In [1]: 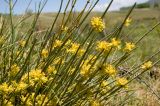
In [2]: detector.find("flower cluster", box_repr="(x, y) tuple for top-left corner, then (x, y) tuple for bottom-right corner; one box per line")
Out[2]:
(141, 61), (153, 70)
(104, 64), (117, 76)
(53, 39), (63, 48)
(21, 69), (48, 85)
(41, 49), (49, 58)
(96, 41), (111, 52)
(116, 77), (128, 86)
(9, 64), (20, 77)
(91, 17), (105, 32)
(123, 42), (135, 52)
(67, 42), (85, 56)
(125, 18), (132, 27)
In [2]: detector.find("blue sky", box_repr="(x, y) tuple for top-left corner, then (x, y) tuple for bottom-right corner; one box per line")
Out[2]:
(0, 0), (148, 14)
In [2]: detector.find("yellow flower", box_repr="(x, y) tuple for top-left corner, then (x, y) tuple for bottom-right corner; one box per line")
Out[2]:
(78, 48), (85, 56)
(123, 42), (135, 52)
(16, 51), (20, 56)
(66, 46), (85, 56)
(80, 64), (91, 77)
(104, 64), (116, 76)
(68, 68), (75, 75)
(10, 64), (20, 77)
(96, 41), (111, 52)
(18, 82), (28, 90)
(141, 61), (152, 70)
(47, 66), (57, 74)
(0, 36), (5, 45)
(21, 69), (48, 85)
(19, 40), (26, 47)
(53, 39), (63, 48)
(111, 38), (121, 48)
(41, 49), (48, 58)
(21, 95), (32, 106)
(36, 94), (49, 105)
(100, 81), (111, 94)
(84, 55), (98, 69)
(67, 43), (80, 54)
(0, 82), (14, 94)
(91, 17), (105, 32)
(125, 18), (132, 27)
(31, 69), (48, 84)
(65, 39), (72, 46)
(101, 80), (108, 87)
(61, 25), (68, 32)
(12, 81), (28, 92)
(4, 99), (13, 106)
(53, 57), (64, 64)
(117, 77), (128, 86)
(90, 100), (101, 106)
(101, 88), (108, 94)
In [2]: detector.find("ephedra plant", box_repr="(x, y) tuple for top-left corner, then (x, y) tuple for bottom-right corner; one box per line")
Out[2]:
(0, 0), (160, 105)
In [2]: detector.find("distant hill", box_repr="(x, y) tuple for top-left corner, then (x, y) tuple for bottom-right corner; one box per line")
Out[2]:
(120, 1), (159, 10)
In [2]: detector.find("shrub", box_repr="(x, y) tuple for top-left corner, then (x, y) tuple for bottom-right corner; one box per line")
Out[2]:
(0, 0), (160, 105)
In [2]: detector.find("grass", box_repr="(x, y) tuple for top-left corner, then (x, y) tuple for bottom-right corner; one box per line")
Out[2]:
(12, 9), (160, 29)
(14, 9), (160, 62)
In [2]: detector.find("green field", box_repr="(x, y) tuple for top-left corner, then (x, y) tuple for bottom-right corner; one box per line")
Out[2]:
(14, 9), (160, 61)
